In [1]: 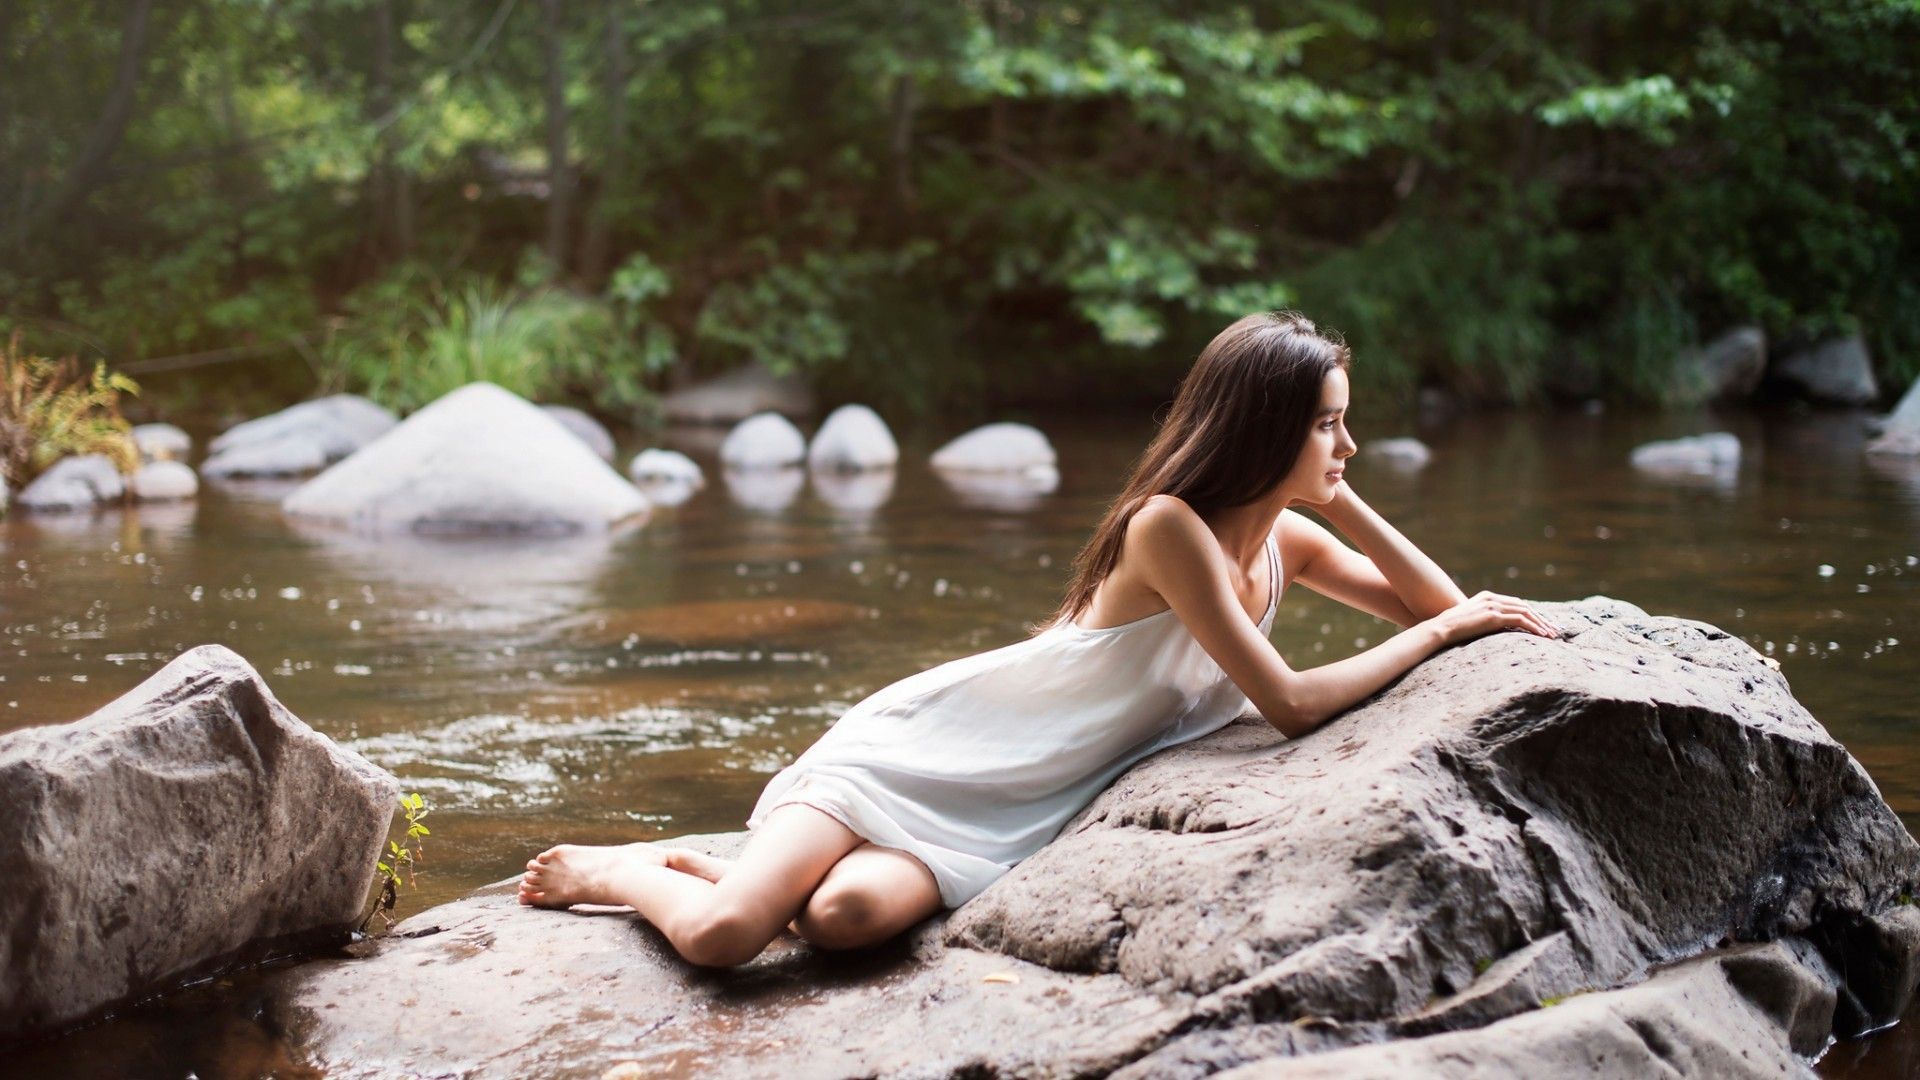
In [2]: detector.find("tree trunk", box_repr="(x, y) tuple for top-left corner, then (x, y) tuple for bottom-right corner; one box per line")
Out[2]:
(543, 0), (573, 276)
(368, 0), (413, 260)
(22, 0), (156, 242)
(579, 0), (629, 284)
(889, 72), (918, 222)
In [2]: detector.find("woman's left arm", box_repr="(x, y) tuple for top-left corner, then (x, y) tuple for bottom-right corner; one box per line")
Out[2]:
(1288, 483), (1467, 627)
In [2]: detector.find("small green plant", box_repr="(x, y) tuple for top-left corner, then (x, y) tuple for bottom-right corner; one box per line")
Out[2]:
(1900, 890), (1914, 906)
(0, 333), (140, 490)
(1474, 955), (1494, 976)
(363, 792), (432, 933)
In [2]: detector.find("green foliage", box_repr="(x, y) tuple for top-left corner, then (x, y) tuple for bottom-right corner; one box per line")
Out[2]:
(0, 334), (140, 489)
(364, 792), (431, 934)
(320, 267), (669, 414)
(2, 0), (1916, 412)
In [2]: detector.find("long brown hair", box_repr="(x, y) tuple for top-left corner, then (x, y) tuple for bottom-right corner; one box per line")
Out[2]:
(1046, 311), (1352, 629)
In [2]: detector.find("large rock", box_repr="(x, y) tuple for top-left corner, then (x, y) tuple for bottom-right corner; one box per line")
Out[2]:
(1867, 379), (1920, 457)
(15, 453), (125, 512)
(282, 382), (650, 535)
(807, 404), (898, 472)
(131, 459), (199, 502)
(1774, 335), (1880, 406)
(203, 394), (397, 478)
(258, 598), (1920, 1077)
(0, 645), (398, 1039)
(719, 412), (807, 469)
(1667, 325), (1767, 406)
(661, 365), (814, 425)
(931, 422), (1056, 473)
(542, 405), (615, 462)
(130, 422), (192, 462)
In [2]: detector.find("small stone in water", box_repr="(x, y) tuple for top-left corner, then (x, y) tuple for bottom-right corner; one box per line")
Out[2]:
(279, 587), (302, 600)
(1818, 565), (1836, 578)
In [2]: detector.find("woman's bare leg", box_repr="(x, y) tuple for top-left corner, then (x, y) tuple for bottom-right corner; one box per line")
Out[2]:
(517, 803), (862, 967)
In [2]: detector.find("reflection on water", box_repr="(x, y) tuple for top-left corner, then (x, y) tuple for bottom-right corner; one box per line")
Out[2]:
(4, 406), (1918, 1074)
(722, 465), (804, 512)
(810, 465), (895, 516)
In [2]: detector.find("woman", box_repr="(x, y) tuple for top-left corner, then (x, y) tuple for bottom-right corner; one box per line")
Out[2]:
(518, 311), (1559, 967)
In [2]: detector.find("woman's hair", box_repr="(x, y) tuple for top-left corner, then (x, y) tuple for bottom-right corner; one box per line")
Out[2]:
(1045, 311), (1352, 629)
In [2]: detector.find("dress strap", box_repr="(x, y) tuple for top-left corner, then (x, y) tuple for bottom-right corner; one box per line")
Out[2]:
(1263, 533), (1280, 620)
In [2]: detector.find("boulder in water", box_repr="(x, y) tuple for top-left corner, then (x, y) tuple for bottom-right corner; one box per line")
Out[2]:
(807, 404), (899, 471)
(203, 395), (397, 478)
(1363, 437), (1432, 470)
(626, 448), (704, 486)
(1630, 432), (1741, 478)
(1666, 326), (1767, 406)
(719, 412), (806, 469)
(130, 422), (192, 462)
(282, 382), (649, 535)
(15, 453), (125, 512)
(0, 645), (398, 1040)
(1773, 335), (1880, 406)
(541, 405), (615, 462)
(1867, 378), (1920, 457)
(131, 460), (198, 502)
(931, 422), (1056, 473)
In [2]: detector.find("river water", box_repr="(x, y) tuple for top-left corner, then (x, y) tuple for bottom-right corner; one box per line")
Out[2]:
(3, 404), (1916, 1076)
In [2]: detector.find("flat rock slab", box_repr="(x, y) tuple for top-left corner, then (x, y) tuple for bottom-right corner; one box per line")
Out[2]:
(262, 599), (1919, 1076)
(265, 846), (1183, 1080)
(0, 645), (398, 1039)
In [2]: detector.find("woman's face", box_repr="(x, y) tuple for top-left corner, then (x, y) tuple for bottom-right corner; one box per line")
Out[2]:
(1277, 367), (1356, 505)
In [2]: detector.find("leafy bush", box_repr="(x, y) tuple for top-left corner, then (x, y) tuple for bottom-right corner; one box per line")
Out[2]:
(320, 263), (672, 414)
(0, 333), (140, 490)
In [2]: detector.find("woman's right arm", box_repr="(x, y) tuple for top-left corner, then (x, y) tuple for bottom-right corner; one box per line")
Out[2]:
(1130, 500), (1557, 739)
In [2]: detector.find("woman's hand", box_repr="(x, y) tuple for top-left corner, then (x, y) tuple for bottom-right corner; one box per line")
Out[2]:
(1424, 590), (1561, 645)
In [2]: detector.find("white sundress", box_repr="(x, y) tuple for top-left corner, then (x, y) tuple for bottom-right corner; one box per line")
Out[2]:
(746, 534), (1280, 909)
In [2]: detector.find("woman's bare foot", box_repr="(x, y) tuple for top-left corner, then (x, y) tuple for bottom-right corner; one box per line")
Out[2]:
(517, 843), (668, 908)
(661, 847), (733, 884)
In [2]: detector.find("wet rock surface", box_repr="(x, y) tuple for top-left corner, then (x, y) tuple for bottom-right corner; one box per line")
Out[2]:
(0, 645), (398, 1040)
(262, 598), (1919, 1077)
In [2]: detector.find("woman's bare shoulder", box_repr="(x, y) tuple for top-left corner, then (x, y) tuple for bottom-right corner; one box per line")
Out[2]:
(1129, 494), (1210, 547)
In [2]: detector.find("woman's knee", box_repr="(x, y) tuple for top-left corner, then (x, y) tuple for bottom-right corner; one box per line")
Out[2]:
(794, 883), (887, 951)
(678, 903), (777, 968)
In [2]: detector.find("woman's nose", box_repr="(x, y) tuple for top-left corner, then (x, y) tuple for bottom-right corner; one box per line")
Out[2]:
(1337, 432), (1357, 458)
